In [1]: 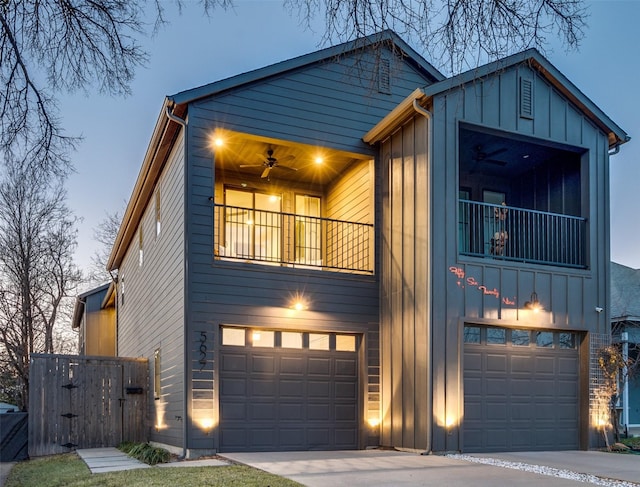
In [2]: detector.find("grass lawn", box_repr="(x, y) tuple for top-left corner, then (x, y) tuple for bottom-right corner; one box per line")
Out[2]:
(6, 453), (304, 487)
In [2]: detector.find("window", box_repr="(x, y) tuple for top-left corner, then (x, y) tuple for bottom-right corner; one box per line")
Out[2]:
(464, 326), (481, 344)
(251, 330), (274, 348)
(559, 333), (577, 349)
(138, 228), (143, 266)
(120, 274), (124, 306)
(295, 195), (321, 265)
(536, 331), (554, 348)
(336, 335), (356, 352)
(155, 189), (161, 237)
(309, 333), (330, 350)
(222, 327), (245, 346)
(281, 332), (303, 349)
(512, 329), (530, 346)
(487, 327), (506, 345)
(154, 349), (161, 400)
(225, 188), (281, 261)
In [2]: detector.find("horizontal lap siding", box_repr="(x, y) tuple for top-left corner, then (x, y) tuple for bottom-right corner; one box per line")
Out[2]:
(118, 133), (185, 449)
(189, 50), (431, 155)
(183, 46), (437, 451)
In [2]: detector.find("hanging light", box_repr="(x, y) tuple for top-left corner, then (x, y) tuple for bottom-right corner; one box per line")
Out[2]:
(524, 291), (542, 313)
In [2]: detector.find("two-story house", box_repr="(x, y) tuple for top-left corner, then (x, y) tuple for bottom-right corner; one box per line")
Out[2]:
(105, 30), (629, 457)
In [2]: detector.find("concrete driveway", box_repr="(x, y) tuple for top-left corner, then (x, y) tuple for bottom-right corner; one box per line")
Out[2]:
(220, 449), (640, 487)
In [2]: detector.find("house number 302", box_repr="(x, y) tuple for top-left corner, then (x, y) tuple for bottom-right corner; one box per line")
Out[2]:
(198, 331), (207, 371)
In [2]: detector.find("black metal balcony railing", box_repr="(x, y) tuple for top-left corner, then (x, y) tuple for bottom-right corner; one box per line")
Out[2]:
(458, 200), (587, 268)
(214, 204), (374, 273)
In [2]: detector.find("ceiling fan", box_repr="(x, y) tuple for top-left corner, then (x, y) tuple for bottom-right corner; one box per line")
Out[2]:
(472, 145), (508, 166)
(240, 148), (297, 179)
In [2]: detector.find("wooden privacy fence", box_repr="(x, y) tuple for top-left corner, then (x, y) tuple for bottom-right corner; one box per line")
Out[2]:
(29, 354), (148, 457)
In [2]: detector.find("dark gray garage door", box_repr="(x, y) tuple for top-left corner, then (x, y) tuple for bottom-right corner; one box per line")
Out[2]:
(219, 327), (359, 452)
(463, 326), (580, 452)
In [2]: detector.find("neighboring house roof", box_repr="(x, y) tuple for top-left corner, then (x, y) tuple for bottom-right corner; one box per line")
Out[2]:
(0, 402), (18, 413)
(611, 261), (640, 322)
(364, 49), (630, 149)
(71, 282), (111, 329)
(106, 31), (443, 271)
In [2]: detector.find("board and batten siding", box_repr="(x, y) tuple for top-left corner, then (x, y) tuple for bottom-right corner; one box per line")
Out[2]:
(379, 62), (613, 453)
(379, 114), (431, 450)
(117, 131), (186, 449)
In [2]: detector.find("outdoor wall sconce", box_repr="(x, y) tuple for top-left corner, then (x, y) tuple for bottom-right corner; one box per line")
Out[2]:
(524, 291), (542, 313)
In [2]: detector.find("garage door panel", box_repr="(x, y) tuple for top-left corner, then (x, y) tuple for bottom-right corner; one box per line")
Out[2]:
(280, 403), (304, 419)
(251, 378), (277, 396)
(335, 428), (357, 447)
(309, 381), (330, 397)
(251, 354), (276, 373)
(486, 378), (508, 395)
(336, 358), (357, 376)
(464, 327), (579, 452)
(534, 356), (555, 373)
(486, 354), (507, 371)
(280, 379), (304, 397)
(250, 402), (277, 420)
(308, 357), (331, 375)
(335, 404), (357, 421)
(558, 357), (578, 374)
(221, 377), (246, 395)
(221, 402), (246, 420)
(308, 403), (331, 420)
(281, 356), (305, 374)
(510, 355), (534, 372)
(221, 353), (247, 372)
(220, 329), (359, 452)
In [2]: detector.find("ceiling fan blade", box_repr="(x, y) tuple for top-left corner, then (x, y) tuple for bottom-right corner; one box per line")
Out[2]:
(484, 159), (507, 166)
(276, 165), (298, 172)
(261, 167), (272, 178)
(485, 147), (507, 158)
(239, 164), (264, 168)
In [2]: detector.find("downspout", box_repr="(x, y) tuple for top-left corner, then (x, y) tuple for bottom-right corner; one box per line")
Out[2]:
(108, 270), (118, 357)
(411, 99), (435, 452)
(164, 104), (189, 459)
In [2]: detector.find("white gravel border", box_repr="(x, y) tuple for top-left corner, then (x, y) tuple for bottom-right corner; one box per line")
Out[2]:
(446, 454), (640, 487)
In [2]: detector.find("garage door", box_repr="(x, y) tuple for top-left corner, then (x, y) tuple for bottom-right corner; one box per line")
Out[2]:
(463, 326), (580, 452)
(219, 327), (359, 452)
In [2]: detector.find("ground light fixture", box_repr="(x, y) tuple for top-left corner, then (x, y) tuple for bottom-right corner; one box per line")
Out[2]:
(524, 291), (542, 312)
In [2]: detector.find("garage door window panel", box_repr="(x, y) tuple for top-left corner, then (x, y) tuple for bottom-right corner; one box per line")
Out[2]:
(512, 330), (531, 346)
(487, 328), (506, 345)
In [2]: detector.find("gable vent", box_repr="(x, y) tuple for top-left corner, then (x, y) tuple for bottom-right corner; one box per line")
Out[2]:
(519, 76), (534, 119)
(378, 58), (391, 94)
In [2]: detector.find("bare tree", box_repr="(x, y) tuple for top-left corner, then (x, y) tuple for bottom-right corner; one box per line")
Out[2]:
(0, 160), (82, 410)
(2, 1), (588, 174)
(87, 210), (122, 286)
(288, 0), (588, 74)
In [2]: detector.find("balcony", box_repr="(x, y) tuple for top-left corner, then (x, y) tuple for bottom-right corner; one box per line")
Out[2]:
(458, 200), (587, 269)
(214, 204), (374, 274)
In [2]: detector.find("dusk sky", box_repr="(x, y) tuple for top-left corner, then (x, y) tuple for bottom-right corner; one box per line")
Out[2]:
(60, 0), (640, 276)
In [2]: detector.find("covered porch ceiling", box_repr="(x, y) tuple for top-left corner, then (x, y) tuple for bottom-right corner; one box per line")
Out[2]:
(211, 130), (369, 186)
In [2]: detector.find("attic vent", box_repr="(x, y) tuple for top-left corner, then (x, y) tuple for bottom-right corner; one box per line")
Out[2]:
(519, 77), (534, 119)
(378, 58), (391, 94)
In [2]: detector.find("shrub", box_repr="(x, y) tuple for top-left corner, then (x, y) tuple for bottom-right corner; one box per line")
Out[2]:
(117, 442), (170, 465)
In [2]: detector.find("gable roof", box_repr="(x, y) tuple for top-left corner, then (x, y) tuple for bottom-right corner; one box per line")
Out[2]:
(168, 30), (444, 106)
(106, 31), (443, 271)
(71, 283), (111, 329)
(364, 49), (630, 148)
(611, 262), (640, 322)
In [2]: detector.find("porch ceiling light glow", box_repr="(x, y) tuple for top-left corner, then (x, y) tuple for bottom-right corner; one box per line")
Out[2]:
(524, 291), (542, 312)
(315, 156), (324, 164)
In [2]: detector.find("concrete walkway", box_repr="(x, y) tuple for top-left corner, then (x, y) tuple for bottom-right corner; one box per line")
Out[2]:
(76, 447), (229, 473)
